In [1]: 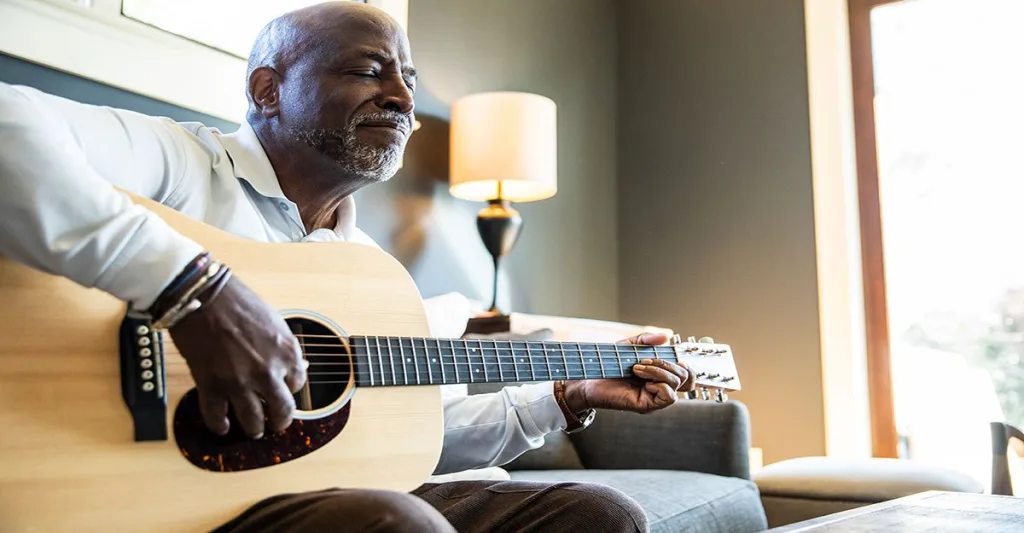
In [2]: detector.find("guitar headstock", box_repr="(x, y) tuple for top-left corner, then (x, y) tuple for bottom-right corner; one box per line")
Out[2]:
(669, 334), (741, 403)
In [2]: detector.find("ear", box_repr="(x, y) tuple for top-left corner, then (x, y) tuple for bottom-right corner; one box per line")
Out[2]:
(248, 66), (282, 119)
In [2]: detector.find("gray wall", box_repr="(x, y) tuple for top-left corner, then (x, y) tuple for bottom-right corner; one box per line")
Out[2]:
(616, 0), (825, 465)
(354, 0), (619, 319)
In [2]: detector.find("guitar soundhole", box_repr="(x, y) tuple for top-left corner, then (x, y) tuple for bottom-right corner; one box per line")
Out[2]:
(288, 316), (351, 412)
(172, 313), (354, 473)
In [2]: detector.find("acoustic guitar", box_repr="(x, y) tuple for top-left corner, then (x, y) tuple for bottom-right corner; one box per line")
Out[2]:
(0, 195), (742, 532)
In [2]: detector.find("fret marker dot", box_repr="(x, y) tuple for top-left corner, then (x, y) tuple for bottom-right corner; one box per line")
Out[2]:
(475, 369), (480, 373)
(471, 349), (477, 353)
(521, 358), (525, 362)
(407, 358), (412, 363)
(432, 358), (436, 363)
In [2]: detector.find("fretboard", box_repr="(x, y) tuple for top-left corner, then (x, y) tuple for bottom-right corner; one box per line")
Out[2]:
(349, 336), (679, 387)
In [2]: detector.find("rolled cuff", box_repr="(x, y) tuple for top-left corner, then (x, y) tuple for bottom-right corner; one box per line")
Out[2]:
(94, 207), (205, 311)
(515, 381), (568, 437)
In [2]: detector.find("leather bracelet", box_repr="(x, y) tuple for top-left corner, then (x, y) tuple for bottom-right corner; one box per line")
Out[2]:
(553, 380), (595, 434)
(151, 261), (226, 330)
(148, 252), (211, 318)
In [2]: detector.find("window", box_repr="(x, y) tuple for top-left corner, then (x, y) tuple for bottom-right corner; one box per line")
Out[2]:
(852, 0), (1024, 489)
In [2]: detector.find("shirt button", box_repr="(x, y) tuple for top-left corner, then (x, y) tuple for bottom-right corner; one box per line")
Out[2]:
(279, 202), (289, 211)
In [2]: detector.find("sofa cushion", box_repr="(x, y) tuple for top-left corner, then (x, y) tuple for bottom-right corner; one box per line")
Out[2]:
(509, 469), (767, 533)
(753, 456), (985, 503)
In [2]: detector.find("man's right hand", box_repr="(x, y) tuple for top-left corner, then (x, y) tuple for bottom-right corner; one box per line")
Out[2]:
(168, 276), (307, 439)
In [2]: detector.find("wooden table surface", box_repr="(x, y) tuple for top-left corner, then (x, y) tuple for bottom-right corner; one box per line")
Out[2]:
(768, 491), (1024, 532)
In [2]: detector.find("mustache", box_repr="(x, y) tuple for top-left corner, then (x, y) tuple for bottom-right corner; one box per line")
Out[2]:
(352, 111), (413, 133)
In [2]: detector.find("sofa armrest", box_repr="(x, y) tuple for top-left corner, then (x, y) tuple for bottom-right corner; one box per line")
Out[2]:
(568, 400), (752, 479)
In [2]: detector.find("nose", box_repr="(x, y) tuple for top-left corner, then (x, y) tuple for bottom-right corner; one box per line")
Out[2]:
(377, 75), (415, 117)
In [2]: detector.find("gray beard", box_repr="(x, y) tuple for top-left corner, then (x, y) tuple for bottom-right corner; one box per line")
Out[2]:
(292, 125), (405, 182)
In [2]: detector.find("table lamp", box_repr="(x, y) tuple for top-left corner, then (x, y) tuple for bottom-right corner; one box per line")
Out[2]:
(449, 91), (557, 321)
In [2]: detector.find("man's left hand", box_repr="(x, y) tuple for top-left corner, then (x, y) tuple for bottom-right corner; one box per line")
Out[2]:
(562, 332), (695, 415)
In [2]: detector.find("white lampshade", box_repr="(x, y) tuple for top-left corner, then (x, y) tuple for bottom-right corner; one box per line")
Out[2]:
(449, 92), (557, 203)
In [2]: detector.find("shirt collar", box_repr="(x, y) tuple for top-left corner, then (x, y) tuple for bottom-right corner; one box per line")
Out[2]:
(219, 120), (287, 200)
(220, 121), (359, 241)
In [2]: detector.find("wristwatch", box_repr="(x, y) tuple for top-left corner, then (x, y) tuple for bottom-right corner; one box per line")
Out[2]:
(553, 380), (596, 434)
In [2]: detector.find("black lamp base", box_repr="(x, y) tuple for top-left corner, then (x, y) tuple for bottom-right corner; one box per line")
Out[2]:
(465, 314), (512, 335)
(475, 198), (523, 316)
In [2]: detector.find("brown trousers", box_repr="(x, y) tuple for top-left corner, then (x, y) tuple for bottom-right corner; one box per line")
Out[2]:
(213, 480), (649, 533)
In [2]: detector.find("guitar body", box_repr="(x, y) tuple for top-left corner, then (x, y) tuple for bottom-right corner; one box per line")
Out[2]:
(0, 199), (444, 532)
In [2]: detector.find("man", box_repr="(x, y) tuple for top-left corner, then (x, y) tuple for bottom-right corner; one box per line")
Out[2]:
(0, 3), (694, 532)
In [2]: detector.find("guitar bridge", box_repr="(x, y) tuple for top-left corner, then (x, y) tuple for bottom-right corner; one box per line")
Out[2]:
(119, 311), (167, 441)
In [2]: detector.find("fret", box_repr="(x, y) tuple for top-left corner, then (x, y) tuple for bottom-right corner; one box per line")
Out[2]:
(561, 344), (581, 381)
(490, 339), (501, 381)
(411, 337), (421, 385)
(511, 341), (520, 382)
(428, 338), (443, 383)
(353, 336), (372, 387)
(388, 338), (397, 385)
(479, 339), (488, 382)
(396, 336), (408, 385)
(614, 343), (624, 377)
(435, 338), (446, 385)
(367, 337), (376, 387)
(496, 340), (505, 382)
(423, 337), (436, 382)
(449, 338), (460, 384)
(558, 342), (567, 380)
(526, 341), (537, 382)
(600, 344), (619, 377)
(588, 343), (604, 378)
(376, 335), (387, 386)
(543, 342), (552, 381)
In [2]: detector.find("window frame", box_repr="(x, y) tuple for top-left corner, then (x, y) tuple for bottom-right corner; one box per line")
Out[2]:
(848, 0), (905, 459)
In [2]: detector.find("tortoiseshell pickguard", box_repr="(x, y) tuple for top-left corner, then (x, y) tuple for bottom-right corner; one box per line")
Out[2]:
(172, 389), (351, 472)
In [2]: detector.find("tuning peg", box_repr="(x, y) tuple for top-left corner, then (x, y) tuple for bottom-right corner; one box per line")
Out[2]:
(700, 388), (710, 401)
(670, 334), (682, 344)
(686, 390), (698, 400)
(715, 390), (728, 403)
(687, 336), (696, 343)
(698, 336), (715, 344)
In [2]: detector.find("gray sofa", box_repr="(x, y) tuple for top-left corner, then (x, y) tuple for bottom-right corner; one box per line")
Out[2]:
(470, 382), (768, 533)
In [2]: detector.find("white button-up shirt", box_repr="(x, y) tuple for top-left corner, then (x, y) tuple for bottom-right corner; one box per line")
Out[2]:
(0, 82), (566, 481)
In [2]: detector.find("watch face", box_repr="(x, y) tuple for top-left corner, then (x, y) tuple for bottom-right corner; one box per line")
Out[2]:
(564, 409), (596, 434)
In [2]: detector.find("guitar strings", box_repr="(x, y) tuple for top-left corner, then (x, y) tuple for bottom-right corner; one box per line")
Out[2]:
(154, 346), (700, 387)
(145, 334), (716, 385)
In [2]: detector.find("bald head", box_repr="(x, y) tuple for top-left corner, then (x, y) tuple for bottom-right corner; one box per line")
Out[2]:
(246, 2), (403, 100)
(244, 1), (416, 188)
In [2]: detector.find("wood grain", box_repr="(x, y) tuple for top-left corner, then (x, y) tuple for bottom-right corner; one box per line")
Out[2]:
(768, 491), (1024, 532)
(0, 195), (444, 533)
(848, 0), (905, 459)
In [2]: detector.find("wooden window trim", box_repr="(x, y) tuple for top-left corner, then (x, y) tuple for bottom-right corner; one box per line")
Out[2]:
(848, 0), (904, 458)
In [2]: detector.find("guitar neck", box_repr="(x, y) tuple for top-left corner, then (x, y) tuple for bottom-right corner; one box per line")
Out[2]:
(348, 336), (677, 386)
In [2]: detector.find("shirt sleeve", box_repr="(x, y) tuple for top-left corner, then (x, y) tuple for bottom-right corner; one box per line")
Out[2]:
(433, 381), (568, 475)
(0, 83), (206, 310)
